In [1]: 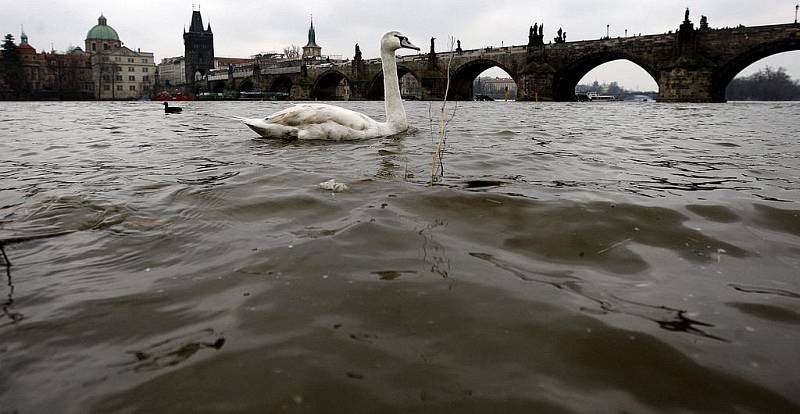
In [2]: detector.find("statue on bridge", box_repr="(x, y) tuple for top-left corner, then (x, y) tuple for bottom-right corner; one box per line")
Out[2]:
(680, 7), (695, 32)
(700, 15), (709, 30)
(456, 39), (462, 54)
(554, 27), (566, 43)
(427, 37), (437, 68)
(528, 22), (545, 46)
(354, 43), (362, 61)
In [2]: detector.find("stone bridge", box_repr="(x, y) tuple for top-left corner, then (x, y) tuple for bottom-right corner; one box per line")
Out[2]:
(205, 15), (800, 103)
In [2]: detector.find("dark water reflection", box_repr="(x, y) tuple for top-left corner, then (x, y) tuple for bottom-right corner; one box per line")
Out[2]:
(1, 101), (799, 412)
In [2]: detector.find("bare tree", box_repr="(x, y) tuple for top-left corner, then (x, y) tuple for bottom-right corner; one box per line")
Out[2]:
(282, 45), (301, 59)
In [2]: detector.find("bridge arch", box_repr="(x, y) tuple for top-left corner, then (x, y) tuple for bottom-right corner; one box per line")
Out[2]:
(553, 51), (658, 101)
(268, 76), (293, 95)
(211, 81), (225, 93)
(367, 66), (420, 100)
(237, 79), (255, 93)
(450, 59), (519, 100)
(714, 38), (800, 101)
(311, 70), (351, 100)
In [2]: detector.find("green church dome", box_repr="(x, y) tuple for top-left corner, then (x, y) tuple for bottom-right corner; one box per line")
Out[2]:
(86, 15), (120, 41)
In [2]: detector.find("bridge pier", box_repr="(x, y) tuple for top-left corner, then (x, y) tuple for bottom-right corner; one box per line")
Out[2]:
(347, 80), (370, 100)
(421, 75), (447, 101)
(290, 84), (310, 100)
(517, 63), (555, 101)
(657, 68), (721, 102)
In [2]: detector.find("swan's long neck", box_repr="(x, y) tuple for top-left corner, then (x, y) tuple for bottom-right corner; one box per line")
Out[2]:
(381, 48), (407, 131)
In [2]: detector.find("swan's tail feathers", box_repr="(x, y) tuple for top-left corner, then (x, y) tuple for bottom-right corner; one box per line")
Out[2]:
(239, 117), (298, 139)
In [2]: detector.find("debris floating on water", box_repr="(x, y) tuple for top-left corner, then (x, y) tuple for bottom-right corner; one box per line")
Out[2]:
(318, 179), (349, 192)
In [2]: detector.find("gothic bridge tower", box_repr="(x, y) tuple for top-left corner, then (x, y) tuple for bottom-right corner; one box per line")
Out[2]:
(183, 9), (214, 90)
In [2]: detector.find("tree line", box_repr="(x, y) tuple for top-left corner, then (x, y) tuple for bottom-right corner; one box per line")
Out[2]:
(726, 66), (800, 101)
(577, 66), (800, 101)
(575, 80), (657, 100)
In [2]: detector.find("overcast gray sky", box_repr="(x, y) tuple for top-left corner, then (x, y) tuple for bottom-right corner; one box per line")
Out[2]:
(4, 0), (799, 90)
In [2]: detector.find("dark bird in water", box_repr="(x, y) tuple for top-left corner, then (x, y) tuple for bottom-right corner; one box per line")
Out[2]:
(163, 102), (182, 114)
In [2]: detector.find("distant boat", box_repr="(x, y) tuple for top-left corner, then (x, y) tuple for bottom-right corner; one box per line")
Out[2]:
(152, 92), (196, 101)
(576, 92), (619, 102)
(239, 91), (266, 101)
(627, 94), (655, 102)
(474, 94), (495, 101)
(197, 92), (225, 101)
(587, 91), (619, 102)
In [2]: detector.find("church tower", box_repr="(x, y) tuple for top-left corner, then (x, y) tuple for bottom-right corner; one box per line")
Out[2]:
(183, 9), (214, 88)
(302, 18), (322, 59)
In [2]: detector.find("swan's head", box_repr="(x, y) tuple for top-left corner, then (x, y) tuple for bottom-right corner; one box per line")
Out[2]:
(381, 31), (419, 52)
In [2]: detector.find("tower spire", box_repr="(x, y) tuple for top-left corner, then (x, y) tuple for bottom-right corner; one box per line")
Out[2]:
(189, 7), (204, 32)
(305, 15), (318, 47)
(302, 14), (321, 58)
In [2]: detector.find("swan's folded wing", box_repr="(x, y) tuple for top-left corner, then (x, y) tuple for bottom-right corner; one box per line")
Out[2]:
(264, 104), (375, 131)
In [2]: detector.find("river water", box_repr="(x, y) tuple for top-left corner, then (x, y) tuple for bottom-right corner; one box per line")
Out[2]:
(1, 101), (799, 412)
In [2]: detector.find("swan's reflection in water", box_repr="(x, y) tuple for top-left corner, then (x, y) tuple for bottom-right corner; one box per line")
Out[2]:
(376, 135), (408, 179)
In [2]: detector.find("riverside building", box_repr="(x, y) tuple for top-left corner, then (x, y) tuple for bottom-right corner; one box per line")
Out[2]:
(85, 14), (156, 99)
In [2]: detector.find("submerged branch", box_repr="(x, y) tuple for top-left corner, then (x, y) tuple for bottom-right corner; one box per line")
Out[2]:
(430, 37), (456, 185)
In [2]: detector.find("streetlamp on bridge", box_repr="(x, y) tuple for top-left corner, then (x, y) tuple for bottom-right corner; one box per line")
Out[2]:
(606, 24), (610, 39)
(795, 4), (798, 24)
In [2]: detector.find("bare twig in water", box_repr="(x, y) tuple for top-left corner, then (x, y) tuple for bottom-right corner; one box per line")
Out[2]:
(0, 230), (76, 246)
(0, 230), (75, 323)
(430, 36), (456, 185)
(1, 244), (23, 323)
(428, 103), (435, 143)
(0, 244), (10, 268)
(597, 238), (634, 255)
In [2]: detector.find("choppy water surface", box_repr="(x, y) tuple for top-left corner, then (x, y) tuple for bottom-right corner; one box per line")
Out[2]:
(1, 101), (799, 412)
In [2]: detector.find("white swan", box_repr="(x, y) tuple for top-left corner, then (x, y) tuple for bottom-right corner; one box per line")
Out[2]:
(238, 31), (419, 141)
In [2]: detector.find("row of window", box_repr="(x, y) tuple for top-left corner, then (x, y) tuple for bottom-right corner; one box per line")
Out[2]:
(47, 60), (92, 68)
(103, 84), (139, 91)
(99, 61), (151, 72)
(101, 75), (151, 82)
(98, 55), (151, 64)
(91, 43), (111, 51)
(115, 57), (150, 64)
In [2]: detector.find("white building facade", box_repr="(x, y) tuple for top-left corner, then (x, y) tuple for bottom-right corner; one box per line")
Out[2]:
(157, 57), (186, 87)
(85, 15), (156, 99)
